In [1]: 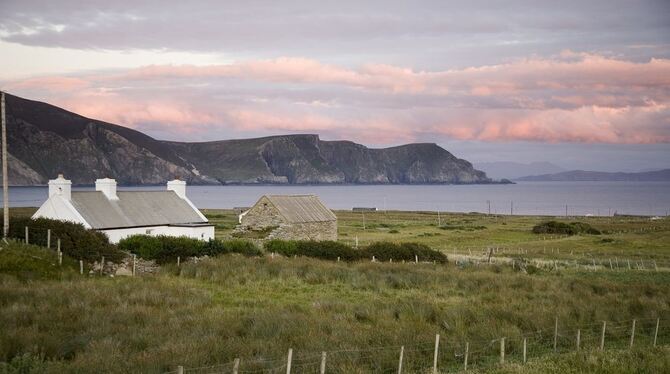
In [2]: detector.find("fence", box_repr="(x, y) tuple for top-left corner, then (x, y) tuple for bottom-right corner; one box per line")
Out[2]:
(14, 225), (138, 276)
(164, 317), (668, 373)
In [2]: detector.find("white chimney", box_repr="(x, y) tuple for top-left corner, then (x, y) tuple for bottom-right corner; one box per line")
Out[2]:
(48, 174), (71, 200)
(167, 178), (186, 199)
(95, 178), (118, 200)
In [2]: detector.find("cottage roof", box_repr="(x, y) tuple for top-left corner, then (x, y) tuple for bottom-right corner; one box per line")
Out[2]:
(70, 191), (207, 229)
(261, 195), (336, 223)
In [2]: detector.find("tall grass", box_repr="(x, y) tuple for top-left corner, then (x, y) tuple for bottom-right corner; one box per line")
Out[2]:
(1, 249), (668, 373)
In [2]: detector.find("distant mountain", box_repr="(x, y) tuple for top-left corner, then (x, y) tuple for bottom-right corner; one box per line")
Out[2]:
(516, 169), (670, 182)
(474, 161), (566, 180)
(2, 93), (492, 186)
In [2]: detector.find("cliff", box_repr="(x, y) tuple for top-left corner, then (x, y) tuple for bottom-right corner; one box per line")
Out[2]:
(3, 93), (491, 185)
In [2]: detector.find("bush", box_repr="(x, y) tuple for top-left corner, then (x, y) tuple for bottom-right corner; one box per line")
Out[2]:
(204, 239), (262, 257)
(265, 240), (447, 263)
(119, 235), (259, 263)
(532, 221), (601, 235)
(363, 242), (448, 263)
(2, 217), (123, 263)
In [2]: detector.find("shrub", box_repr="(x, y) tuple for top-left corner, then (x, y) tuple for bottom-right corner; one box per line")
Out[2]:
(264, 239), (299, 256)
(2, 217), (123, 263)
(119, 235), (259, 263)
(532, 221), (601, 235)
(363, 242), (448, 263)
(117, 235), (162, 259)
(205, 239), (262, 257)
(265, 240), (447, 263)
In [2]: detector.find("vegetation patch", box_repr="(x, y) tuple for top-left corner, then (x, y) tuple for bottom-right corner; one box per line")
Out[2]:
(265, 240), (447, 263)
(2, 217), (123, 263)
(532, 221), (601, 235)
(118, 235), (260, 264)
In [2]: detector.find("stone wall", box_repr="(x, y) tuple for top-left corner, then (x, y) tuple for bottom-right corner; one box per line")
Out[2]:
(269, 220), (337, 241)
(240, 196), (287, 229)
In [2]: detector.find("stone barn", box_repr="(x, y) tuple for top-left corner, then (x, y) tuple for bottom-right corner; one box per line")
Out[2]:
(238, 195), (337, 241)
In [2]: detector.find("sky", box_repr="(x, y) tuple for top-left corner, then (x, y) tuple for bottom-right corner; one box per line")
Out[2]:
(1, 0), (669, 171)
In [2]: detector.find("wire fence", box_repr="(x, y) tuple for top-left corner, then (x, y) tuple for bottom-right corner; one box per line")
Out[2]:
(164, 317), (669, 373)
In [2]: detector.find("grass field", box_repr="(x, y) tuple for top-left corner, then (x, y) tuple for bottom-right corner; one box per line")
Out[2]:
(1, 209), (669, 373)
(204, 209), (670, 266)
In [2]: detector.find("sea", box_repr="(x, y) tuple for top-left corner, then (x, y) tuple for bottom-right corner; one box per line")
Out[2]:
(4, 181), (670, 217)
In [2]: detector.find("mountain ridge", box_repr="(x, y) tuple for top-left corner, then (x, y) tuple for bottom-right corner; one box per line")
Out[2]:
(516, 169), (670, 182)
(2, 93), (493, 186)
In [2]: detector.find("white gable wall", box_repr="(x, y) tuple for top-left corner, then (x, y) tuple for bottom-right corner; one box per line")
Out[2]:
(32, 195), (91, 228)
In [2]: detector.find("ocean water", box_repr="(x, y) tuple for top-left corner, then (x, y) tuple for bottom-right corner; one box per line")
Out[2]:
(4, 181), (670, 217)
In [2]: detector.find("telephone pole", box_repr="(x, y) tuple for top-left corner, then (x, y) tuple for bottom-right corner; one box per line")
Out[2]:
(1, 91), (8, 238)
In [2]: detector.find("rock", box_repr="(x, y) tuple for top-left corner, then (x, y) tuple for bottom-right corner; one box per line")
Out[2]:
(115, 267), (133, 276)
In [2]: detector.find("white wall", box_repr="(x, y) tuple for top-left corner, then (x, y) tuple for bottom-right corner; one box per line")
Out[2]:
(32, 195), (91, 228)
(101, 225), (215, 243)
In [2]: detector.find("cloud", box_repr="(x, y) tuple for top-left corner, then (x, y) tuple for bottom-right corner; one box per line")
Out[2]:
(4, 53), (670, 145)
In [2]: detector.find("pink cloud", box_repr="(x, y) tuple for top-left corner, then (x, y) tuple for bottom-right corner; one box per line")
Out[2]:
(4, 52), (670, 145)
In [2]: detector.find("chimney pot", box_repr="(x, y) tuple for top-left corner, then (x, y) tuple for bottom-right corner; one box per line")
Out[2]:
(48, 174), (71, 200)
(95, 178), (118, 200)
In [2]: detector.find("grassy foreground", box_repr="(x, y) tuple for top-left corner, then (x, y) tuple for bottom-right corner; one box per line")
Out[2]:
(1, 240), (669, 373)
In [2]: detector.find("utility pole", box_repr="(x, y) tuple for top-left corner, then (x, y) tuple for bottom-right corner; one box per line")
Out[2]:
(1, 91), (8, 238)
(487, 200), (491, 215)
(510, 201), (513, 216)
(565, 204), (568, 218)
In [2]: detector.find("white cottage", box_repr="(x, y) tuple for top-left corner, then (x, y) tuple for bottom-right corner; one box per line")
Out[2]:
(33, 175), (214, 243)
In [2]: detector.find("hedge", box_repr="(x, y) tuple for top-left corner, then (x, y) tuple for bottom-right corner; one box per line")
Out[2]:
(532, 221), (601, 235)
(265, 240), (447, 263)
(118, 235), (261, 264)
(2, 217), (124, 263)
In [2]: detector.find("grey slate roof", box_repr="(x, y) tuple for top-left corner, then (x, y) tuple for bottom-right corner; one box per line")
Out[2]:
(263, 195), (336, 223)
(70, 191), (207, 229)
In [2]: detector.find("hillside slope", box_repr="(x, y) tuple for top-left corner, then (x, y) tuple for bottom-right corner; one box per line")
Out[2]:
(3, 93), (490, 185)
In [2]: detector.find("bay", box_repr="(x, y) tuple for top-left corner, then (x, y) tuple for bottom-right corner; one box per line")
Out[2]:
(4, 181), (669, 217)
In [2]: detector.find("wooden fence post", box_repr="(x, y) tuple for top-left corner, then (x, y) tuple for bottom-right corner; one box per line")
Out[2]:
(627, 259), (631, 270)
(576, 329), (581, 351)
(553, 316), (558, 352)
(629, 319), (636, 349)
(609, 259), (613, 270)
(464, 342), (469, 371)
(233, 358), (240, 374)
(500, 337), (505, 364)
(600, 321), (606, 350)
(320, 351), (327, 374)
(57, 238), (61, 252)
(25, 226), (28, 244)
(79, 260), (83, 275)
(177, 256), (181, 267)
(47, 229), (51, 248)
(177, 366), (184, 374)
(132, 254), (136, 277)
(397, 346), (404, 374)
(415, 255), (419, 264)
(654, 318), (660, 347)
(100, 256), (104, 275)
(523, 338), (527, 364)
(286, 348), (292, 374)
(433, 334), (440, 374)
(57, 250), (62, 266)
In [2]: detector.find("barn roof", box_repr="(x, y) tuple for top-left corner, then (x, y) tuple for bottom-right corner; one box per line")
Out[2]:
(70, 191), (207, 229)
(261, 195), (336, 223)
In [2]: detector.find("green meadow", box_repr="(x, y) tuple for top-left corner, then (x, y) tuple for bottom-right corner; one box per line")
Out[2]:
(1, 209), (669, 373)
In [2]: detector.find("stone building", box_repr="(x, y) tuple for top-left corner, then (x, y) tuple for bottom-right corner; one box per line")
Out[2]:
(238, 195), (337, 241)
